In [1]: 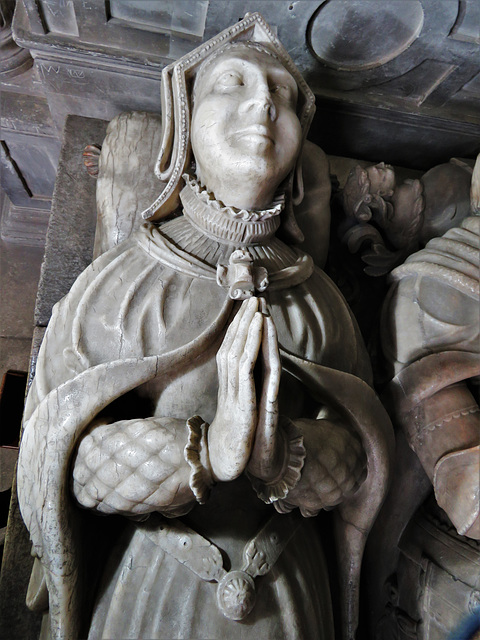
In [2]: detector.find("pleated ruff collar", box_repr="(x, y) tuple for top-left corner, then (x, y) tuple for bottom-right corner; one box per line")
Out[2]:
(179, 173), (284, 246)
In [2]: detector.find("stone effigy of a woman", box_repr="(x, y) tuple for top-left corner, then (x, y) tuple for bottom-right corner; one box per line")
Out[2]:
(16, 13), (393, 640)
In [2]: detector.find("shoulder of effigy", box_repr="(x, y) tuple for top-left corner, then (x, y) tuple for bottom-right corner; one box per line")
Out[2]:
(268, 267), (361, 344)
(49, 232), (177, 313)
(48, 263), (221, 357)
(267, 269), (357, 340)
(28, 235), (198, 397)
(283, 263), (354, 309)
(39, 239), (167, 360)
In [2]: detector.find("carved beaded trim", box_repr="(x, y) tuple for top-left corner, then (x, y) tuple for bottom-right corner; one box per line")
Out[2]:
(424, 405), (480, 433)
(411, 405), (480, 447)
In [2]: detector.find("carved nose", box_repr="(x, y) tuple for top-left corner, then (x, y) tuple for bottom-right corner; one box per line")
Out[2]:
(263, 99), (277, 121)
(240, 90), (277, 121)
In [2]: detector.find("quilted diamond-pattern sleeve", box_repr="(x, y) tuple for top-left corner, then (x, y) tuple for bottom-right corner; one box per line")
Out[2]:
(72, 417), (202, 518)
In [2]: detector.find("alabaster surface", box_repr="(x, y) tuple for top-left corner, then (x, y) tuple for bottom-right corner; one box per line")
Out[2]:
(16, 13), (394, 640)
(380, 153), (480, 541)
(363, 153), (480, 640)
(382, 213), (480, 540)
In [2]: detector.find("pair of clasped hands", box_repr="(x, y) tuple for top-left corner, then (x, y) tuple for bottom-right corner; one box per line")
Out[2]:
(208, 297), (285, 484)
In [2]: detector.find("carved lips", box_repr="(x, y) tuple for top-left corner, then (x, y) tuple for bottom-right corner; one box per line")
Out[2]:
(229, 124), (274, 150)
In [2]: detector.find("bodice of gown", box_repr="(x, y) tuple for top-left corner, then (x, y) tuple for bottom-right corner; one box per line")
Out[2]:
(28, 216), (370, 419)
(20, 183), (382, 640)
(26, 217), (372, 455)
(26, 212), (370, 579)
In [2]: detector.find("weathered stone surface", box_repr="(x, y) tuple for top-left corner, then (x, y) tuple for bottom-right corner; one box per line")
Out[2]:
(34, 115), (107, 327)
(311, 99), (480, 172)
(308, 0), (425, 71)
(94, 110), (164, 257)
(0, 234), (44, 339)
(34, 58), (162, 134)
(1, 200), (50, 246)
(27, 326), (46, 390)
(0, 326), (45, 640)
(0, 91), (55, 137)
(0, 0), (32, 77)
(2, 4), (478, 639)
(0, 472), (42, 640)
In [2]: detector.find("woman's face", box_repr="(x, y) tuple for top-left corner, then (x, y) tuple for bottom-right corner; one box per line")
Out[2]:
(191, 45), (302, 210)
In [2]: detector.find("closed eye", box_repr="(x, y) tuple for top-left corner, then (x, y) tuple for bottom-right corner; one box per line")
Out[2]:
(215, 71), (244, 91)
(270, 84), (296, 105)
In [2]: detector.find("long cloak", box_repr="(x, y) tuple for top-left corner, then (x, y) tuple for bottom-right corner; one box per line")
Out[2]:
(18, 222), (393, 640)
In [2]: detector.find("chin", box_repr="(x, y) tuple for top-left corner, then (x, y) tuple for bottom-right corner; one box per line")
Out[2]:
(195, 145), (294, 208)
(234, 136), (274, 156)
(232, 149), (291, 182)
